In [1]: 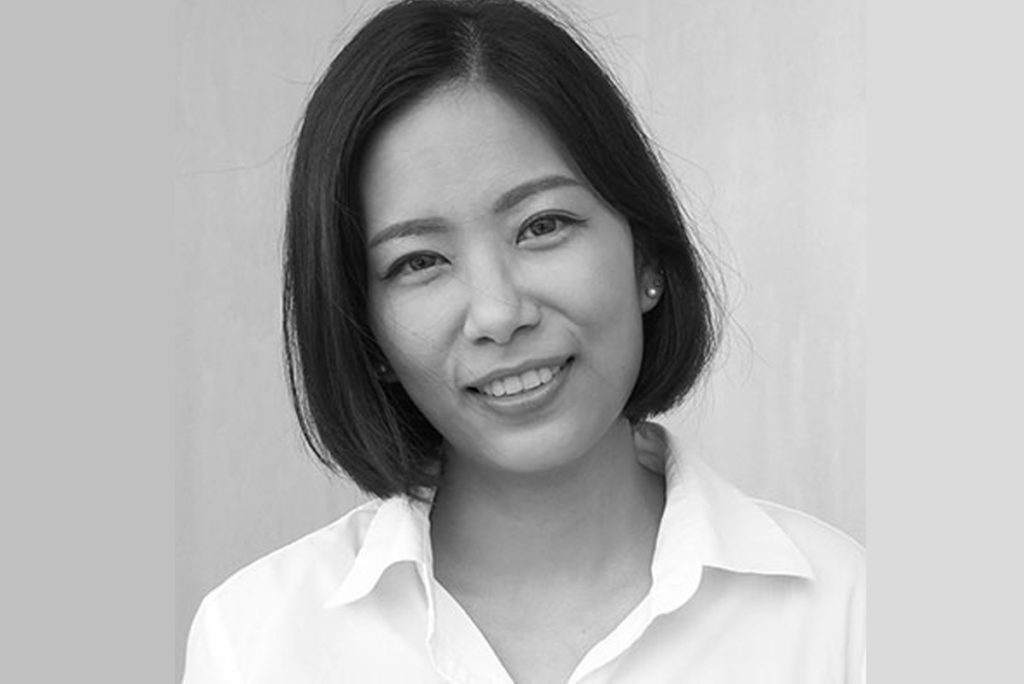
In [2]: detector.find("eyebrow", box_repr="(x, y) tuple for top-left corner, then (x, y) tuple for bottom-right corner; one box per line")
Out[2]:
(367, 174), (583, 250)
(491, 174), (583, 214)
(366, 218), (446, 250)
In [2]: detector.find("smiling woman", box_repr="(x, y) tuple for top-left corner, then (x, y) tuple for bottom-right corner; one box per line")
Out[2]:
(181, 1), (864, 682)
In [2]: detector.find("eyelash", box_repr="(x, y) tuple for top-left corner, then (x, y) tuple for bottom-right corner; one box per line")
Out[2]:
(382, 213), (584, 281)
(516, 212), (583, 244)
(383, 252), (446, 280)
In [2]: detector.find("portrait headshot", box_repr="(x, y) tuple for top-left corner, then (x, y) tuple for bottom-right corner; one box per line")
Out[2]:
(175, 0), (865, 681)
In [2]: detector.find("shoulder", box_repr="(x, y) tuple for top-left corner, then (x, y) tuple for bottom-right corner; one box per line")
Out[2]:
(753, 498), (866, 636)
(755, 501), (866, 679)
(182, 500), (388, 682)
(755, 499), (865, 586)
(198, 498), (382, 618)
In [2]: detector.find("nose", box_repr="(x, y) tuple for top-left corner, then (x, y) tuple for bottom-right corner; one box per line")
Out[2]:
(460, 257), (540, 345)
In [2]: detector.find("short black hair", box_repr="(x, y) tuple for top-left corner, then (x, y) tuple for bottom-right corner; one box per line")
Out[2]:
(283, 0), (720, 499)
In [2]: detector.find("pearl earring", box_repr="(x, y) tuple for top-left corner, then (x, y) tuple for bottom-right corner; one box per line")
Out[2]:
(645, 284), (660, 298)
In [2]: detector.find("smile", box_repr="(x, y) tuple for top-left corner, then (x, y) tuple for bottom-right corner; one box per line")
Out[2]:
(466, 357), (575, 417)
(465, 357), (574, 417)
(476, 361), (568, 398)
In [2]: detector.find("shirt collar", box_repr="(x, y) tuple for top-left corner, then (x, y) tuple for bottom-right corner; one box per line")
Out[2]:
(324, 495), (434, 608)
(634, 422), (814, 614)
(325, 422), (814, 611)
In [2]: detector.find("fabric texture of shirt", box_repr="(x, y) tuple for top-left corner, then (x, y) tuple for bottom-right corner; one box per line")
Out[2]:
(182, 423), (866, 683)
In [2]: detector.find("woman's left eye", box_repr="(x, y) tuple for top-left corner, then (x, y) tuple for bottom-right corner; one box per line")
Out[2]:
(517, 214), (580, 244)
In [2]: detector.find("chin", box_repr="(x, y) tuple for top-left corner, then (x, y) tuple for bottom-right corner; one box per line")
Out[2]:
(448, 412), (623, 477)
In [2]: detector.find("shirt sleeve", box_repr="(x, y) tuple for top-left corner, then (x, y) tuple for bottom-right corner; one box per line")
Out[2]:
(181, 594), (243, 684)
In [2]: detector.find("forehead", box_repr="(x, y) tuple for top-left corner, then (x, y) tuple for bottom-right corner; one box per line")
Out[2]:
(360, 83), (579, 228)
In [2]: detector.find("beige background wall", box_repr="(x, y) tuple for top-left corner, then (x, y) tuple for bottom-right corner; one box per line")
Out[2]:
(174, 0), (864, 678)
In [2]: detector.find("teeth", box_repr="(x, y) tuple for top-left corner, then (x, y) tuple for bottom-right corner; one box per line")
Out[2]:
(521, 369), (541, 390)
(479, 363), (564, 398)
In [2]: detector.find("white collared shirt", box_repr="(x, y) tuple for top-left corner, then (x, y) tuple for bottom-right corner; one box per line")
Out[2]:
(182, 424), (865, 683)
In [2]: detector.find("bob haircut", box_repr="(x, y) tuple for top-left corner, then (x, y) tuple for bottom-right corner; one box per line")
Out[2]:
(284, 0), (719, 499)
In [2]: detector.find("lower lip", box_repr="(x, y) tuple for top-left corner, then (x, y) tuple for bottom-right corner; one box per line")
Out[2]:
(469, 359), (573, 418)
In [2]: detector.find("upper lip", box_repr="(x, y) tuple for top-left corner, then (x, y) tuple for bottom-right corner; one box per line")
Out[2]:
(464, 355), (572, 391)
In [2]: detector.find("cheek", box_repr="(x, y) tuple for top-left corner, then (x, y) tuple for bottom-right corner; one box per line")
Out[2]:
(547, 233), (647, 398)
(371, 290), (459, 381)
(544, 235), (643, 330)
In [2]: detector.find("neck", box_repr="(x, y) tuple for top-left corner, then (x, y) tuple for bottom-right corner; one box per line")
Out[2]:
(429, 418), (665, 599)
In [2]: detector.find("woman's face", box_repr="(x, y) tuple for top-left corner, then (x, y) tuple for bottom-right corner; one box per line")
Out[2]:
(362, 83), (658, 477)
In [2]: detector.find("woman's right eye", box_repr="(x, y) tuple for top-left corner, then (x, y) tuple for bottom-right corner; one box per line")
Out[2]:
(384, 252), (446, 280)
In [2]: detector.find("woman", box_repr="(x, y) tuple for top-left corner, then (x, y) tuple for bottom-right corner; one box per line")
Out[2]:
(183, 1), (865, 682)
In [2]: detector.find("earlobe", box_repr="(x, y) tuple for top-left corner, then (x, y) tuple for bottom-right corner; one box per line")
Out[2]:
(374, 360), (398, 383)
(639, 269), (664, 313)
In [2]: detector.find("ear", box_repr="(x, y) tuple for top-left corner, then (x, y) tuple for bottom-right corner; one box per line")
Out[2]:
(638, 266), (664, 313)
